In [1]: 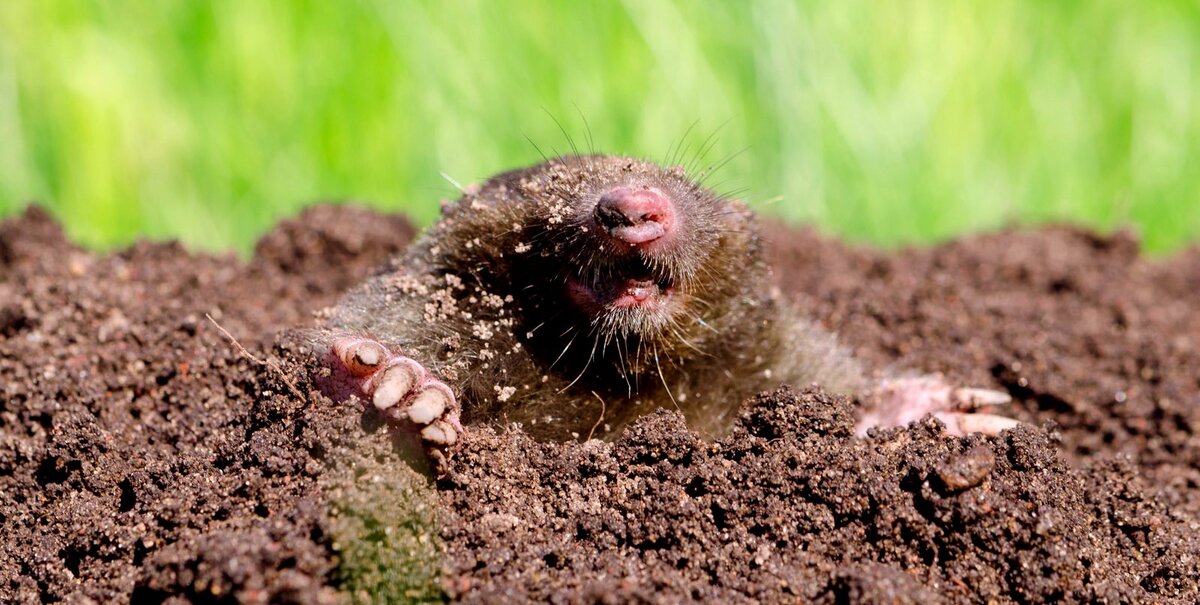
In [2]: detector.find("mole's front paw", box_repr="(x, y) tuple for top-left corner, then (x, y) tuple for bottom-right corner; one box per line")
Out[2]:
(857, 375), (1020, 437)
(326, 337), (464, 466)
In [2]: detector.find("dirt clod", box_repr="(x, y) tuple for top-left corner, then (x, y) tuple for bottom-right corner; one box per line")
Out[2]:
(935, 444), (996, 492)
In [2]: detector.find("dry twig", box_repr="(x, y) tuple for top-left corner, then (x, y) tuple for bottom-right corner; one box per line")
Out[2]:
(587, 390), (607, 441)
(205, 313), (305, 401)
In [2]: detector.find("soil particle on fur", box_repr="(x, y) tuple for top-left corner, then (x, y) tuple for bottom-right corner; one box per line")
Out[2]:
(1, 205), (1199, 603)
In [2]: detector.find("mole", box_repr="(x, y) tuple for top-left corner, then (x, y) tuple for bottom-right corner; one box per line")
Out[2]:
(310, 154), (1017, 467)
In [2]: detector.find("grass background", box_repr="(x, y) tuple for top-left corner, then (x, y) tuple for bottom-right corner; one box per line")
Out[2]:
(0, 1), (1196, 254)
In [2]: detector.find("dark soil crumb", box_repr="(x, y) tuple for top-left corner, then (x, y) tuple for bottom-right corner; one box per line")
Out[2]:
(1, 205), (1198, 603)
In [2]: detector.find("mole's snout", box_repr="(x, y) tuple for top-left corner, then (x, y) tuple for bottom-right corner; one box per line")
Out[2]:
(593, 186), (675, 246)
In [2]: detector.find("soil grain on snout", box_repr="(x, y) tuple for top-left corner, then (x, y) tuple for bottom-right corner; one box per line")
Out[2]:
(0, 206), (1198, 603)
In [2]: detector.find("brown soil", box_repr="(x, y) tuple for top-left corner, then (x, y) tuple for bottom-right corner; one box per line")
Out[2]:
(1, 206), (1197, 603)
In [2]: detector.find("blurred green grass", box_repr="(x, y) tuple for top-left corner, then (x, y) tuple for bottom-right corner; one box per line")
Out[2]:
(0, 1), (1197, 254)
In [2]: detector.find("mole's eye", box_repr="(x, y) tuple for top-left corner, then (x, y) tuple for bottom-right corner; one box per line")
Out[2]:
(334, 339), (387, 376)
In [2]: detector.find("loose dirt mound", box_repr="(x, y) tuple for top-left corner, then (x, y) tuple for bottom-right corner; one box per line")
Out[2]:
(441, 390), (1190, 603)
(0, 206), (1197, 603)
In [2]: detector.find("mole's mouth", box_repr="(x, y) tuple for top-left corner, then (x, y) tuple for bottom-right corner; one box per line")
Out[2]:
(565, 259), (676, 312)
(607, 276), (674, 308)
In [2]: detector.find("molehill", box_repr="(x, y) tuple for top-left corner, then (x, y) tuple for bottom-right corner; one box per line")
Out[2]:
(1, 206), (1197, 603)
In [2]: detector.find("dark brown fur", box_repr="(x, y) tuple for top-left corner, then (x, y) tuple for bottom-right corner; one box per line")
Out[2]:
(321, 155), (867, 440)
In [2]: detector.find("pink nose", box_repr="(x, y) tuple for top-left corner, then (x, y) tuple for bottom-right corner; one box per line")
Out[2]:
(593, 187), (675, 245)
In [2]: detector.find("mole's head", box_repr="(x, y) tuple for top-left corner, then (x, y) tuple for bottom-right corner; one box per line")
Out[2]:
(503, 155), (760, 363)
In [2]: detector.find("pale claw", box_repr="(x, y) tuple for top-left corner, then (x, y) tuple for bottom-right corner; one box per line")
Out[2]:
(401, 383), (453, 424)
(934, 411), (1022, 436)
(952, 387), (1013, 409)
(371, 358), (426, 411)
(420, 419), (460, 447)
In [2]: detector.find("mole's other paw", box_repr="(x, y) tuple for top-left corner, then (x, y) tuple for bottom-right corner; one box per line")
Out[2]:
(324, 337), (464, 465)
(856, 375), (1020, 437)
